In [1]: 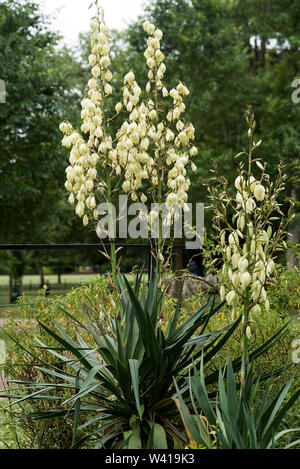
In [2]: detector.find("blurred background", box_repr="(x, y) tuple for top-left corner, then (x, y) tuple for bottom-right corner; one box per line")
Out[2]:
(0, 0), (299, 308)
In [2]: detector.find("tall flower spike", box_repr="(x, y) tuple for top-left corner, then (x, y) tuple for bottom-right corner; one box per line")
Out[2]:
(59, 8), (114, 226)
(114, 18), (198, 212)
(208, 105), (293, 331)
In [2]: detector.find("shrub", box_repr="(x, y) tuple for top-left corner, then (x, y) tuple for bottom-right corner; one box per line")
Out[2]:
(0, 277), (111, 449)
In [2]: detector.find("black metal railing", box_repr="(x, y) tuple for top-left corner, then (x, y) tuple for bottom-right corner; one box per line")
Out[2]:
(0, 243), (197, 307)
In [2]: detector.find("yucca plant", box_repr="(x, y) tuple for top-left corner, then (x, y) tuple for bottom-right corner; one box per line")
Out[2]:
(176, 356), (300, 449)
(1, 272), (243, 449)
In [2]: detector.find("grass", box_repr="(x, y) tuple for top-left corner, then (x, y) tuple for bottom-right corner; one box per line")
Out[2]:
(0, 273), (100, 312)
(0, 273), (99, 287)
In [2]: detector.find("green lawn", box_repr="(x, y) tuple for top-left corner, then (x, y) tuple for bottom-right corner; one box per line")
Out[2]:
(0, 273), (100, 311)
(0, 273), (99, 287)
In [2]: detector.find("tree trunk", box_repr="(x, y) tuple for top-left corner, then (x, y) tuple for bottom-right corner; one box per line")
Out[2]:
(37, 252), (45, 287)
(9, 272), (12, 303)
(287, 222), (300, 268)
(287, 187), (300, 269)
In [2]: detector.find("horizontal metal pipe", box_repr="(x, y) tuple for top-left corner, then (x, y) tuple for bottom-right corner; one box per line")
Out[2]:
(0, 243), (186, 250)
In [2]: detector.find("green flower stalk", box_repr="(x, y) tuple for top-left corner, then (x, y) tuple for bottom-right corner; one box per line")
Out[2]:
(208, 103), (294, 390)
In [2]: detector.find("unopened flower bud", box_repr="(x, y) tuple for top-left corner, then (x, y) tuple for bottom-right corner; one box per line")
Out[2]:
(89, 54), (97, 67)
(240, 272), (251, 288)
(226, 246), (231, 261)
(90, 18), (99, 31)
(254, 184), (265, 201)
(238, 257), (248, 273)
(249, 176), (257, 192)
(235, 176), (244, 192)
(232, 273), (240, 289)
(238, 215), (245, 231)
(115, 102), (122, 114)
(265, 299), (270, 312)
(232, 252), (241, 268)
(104, 83), (112, 95)
(220, 285), (226, 301)
(246, 197), (255, 214)
(226, 290), (237, 306)
(229, 232), (238, 247)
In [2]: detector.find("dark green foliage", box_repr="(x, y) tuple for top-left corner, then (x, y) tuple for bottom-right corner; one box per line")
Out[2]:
(0, 0), (85, 244)
(176, 356), (300, 449)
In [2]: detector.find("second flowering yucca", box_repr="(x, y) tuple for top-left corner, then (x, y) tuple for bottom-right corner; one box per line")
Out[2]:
(208, 103), (294, 389)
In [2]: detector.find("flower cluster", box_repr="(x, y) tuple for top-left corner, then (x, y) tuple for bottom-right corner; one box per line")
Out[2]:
(59, 11), (113, 226)
(208, 105), (294, 324)
(60, 11), (198, 234)
(59, 3), (200, 279)
(219, 170), (275, 316)
(114, 19), (198, 214)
